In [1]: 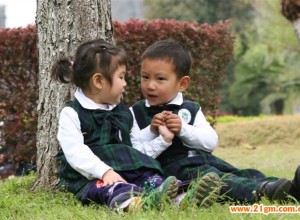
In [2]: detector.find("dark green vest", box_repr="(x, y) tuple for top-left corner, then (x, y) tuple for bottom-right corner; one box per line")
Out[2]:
(132, 100), (202, 178)
(57, 100), (162, 197)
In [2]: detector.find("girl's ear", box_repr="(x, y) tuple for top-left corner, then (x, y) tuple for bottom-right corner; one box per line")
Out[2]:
(92, 73), (103, 89)
(178, 76), (190, 92)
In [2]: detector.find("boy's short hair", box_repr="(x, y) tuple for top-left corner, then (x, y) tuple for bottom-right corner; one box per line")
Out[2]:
(141, 39), (192, 78)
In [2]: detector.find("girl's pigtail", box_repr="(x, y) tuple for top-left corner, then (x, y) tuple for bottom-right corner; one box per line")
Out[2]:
(51, 58), (73, 84)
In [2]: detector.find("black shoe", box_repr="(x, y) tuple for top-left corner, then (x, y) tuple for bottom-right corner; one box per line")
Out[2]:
(257, 178), (291, 201)
(290, 166), (300, 201)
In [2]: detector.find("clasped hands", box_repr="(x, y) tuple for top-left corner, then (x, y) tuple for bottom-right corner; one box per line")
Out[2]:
(150, 111), (182, 143)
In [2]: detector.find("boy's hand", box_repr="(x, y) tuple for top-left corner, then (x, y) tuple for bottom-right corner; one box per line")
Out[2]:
(164, 112), (182, 134)
(150, 113), (165, 133)
(158, 125), (174, 143)
(102, 169), (127, 186)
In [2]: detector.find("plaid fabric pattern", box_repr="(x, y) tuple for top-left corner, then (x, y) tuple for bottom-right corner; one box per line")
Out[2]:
(132, 100), (278, 202)
(57, 100), (163, 197)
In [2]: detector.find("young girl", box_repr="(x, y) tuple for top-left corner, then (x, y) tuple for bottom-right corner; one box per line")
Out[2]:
(51, 38), (179, 211)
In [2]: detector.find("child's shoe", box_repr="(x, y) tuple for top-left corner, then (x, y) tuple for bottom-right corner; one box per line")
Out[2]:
(124, 196), (143, 212)
(290, 165), (300, 201)
(257, 178), (291, 201)
(109, 191), (142, 212)
(179, 172), (221, 208)
(143, 176), (178, 209)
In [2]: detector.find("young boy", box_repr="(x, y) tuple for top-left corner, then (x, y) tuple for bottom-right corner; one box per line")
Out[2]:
(130, 39), (300, 203)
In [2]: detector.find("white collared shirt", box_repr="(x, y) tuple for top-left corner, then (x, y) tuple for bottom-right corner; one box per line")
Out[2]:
(57, 88), (115, 180)
(129, 92), (218, 158)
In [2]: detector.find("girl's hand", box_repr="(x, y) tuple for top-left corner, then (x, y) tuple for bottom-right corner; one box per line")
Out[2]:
(150, 113), (165, 133)
(158, 125), (174, 143)
(102, 169), (127, 186)
(165, 113), (182, 134)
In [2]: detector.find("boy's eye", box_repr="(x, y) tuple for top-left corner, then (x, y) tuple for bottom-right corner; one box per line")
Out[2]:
(157, 77), (166, 81)
(142, 75), (149, 80)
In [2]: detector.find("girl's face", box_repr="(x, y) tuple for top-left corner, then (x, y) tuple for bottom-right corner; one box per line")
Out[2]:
(86, 64), (127, 105)
(140, 58), (182, 106)
(102, 64), (127, 105)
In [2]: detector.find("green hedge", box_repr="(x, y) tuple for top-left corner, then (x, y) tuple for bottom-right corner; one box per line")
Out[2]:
(0, 25), (38, 170)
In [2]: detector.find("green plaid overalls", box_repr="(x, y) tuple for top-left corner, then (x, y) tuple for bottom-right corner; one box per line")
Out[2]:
(132, 100), (278, 203)
(57, 99), (163, 199)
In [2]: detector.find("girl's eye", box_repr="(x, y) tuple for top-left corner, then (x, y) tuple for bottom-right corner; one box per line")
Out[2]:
(119, 74), (125, 80)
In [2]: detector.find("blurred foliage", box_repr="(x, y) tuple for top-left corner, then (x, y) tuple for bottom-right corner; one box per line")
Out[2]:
(144, 0), (254, 28)
(230, 0), (300, 115)
(0, 26), (38, 169)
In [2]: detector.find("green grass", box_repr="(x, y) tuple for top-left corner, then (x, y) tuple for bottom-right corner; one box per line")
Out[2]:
(216, 115), (266, 123)
(1, 174), (299, 220)
(1, 115), (300, 219)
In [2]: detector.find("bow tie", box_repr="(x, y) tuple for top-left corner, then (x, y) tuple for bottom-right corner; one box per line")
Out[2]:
(147, 104), (180, 117)
(93, 106), (124, 127)
(92, 106), (129, 143)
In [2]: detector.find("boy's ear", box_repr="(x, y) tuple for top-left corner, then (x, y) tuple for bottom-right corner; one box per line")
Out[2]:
(178, 76), (190, 92)
(92, 73), (103, 89)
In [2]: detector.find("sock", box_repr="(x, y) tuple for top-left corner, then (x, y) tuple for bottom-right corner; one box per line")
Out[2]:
(173, 192), (186, 206)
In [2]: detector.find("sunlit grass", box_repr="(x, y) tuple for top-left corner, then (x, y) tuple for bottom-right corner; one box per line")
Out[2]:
(216, 115), (267, 123)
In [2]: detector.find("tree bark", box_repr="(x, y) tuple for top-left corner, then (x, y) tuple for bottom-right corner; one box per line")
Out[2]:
(291, 18), (300, 40)
(34, 0), (113, 190)
(281, 0), (300, 40)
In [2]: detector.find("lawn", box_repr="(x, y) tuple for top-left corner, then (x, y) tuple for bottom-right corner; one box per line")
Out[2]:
(0, 114), (299, 220)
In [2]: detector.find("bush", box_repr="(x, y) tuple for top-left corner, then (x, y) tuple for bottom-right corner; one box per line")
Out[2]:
(0, 20), (233, 177)
(0, 26), (38, 173)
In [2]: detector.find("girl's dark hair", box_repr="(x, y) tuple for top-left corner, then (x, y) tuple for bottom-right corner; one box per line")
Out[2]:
(141, 39), (192, 78)
(51, 38), (127, 90)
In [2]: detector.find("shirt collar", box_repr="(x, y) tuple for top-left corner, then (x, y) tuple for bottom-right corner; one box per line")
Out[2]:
(74, 88), (116, 110)
(145, 92), (183, 107)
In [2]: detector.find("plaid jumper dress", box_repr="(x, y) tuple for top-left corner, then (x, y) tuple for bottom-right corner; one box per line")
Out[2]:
(132, 100), (278, 203)
(57, 100), (164, 207)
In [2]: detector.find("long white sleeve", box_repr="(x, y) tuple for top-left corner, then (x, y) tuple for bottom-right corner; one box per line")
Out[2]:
(57, 107), (112, 180)
(130, 108), (171, 158)
(178, 108), (218, 152)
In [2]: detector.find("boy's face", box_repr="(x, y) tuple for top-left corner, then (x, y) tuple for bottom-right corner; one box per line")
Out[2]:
(140, 58), (188, 106)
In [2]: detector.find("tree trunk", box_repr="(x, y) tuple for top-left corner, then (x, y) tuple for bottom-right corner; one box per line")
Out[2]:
(292, 18), (300, 40)
(34, 0), (113, 190)
(281, 0), (300, 40)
